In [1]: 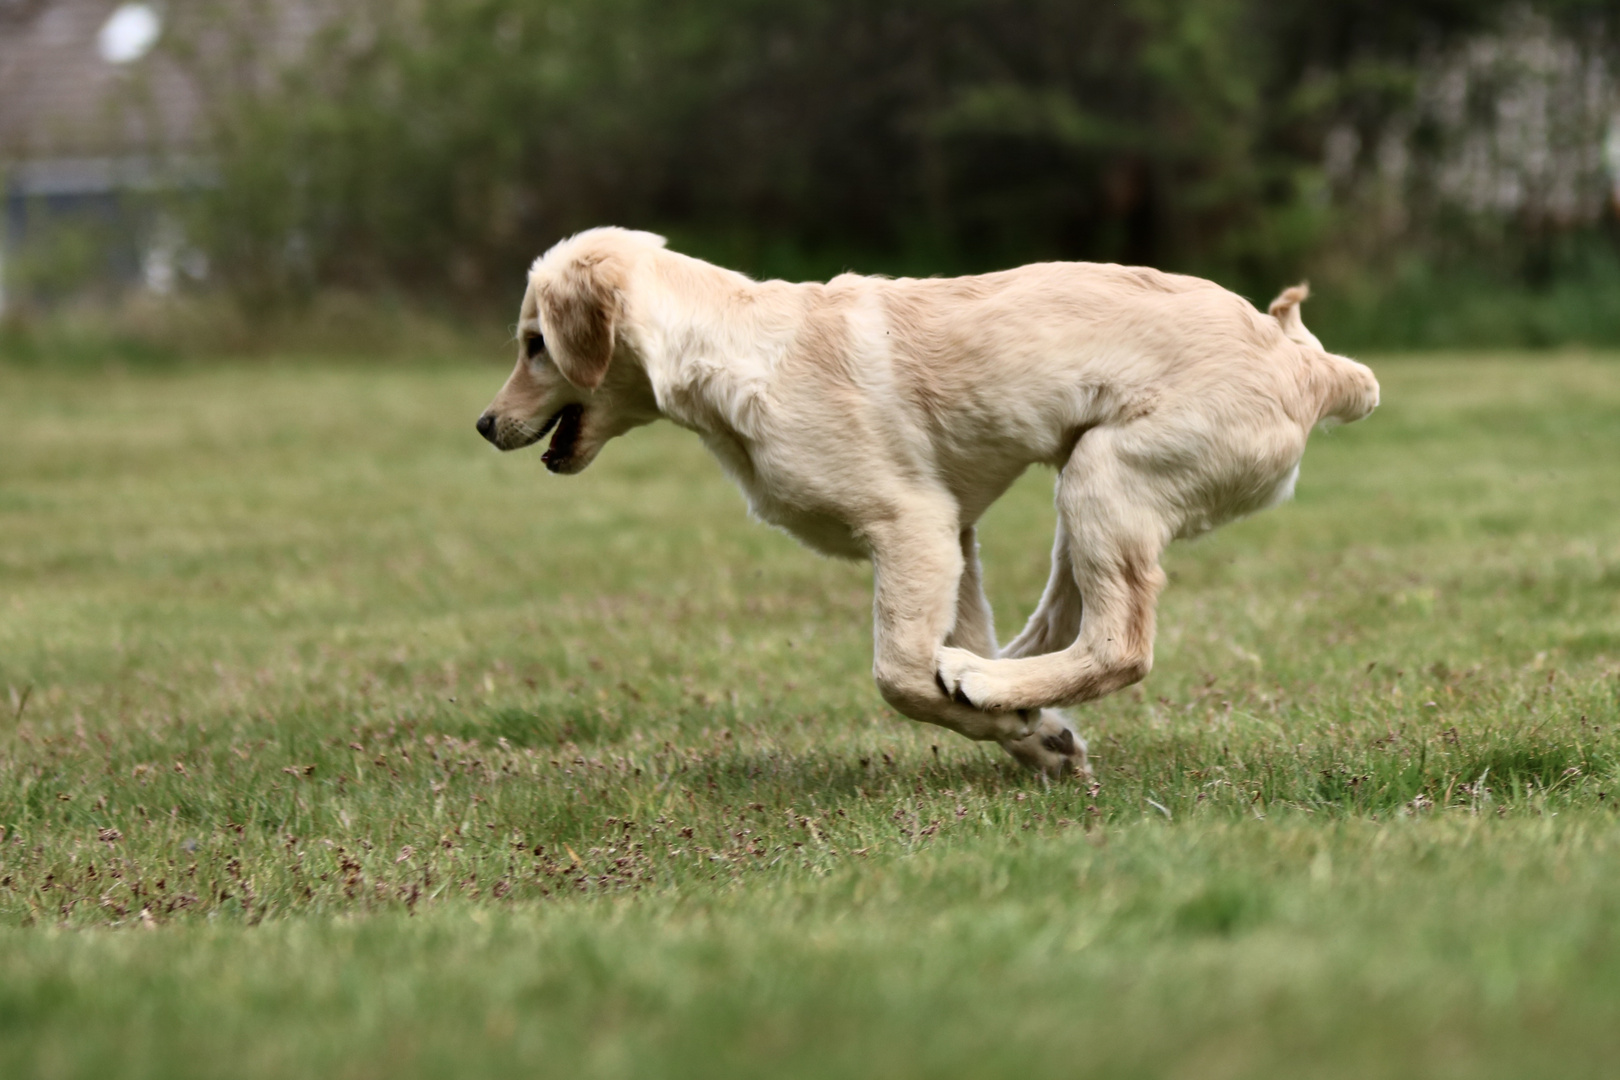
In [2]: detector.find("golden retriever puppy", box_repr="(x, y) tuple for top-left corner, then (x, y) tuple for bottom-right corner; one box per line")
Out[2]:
(477, 228), (1378, 777)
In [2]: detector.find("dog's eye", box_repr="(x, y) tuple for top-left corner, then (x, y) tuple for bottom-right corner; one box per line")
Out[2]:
(524, 334), (546, 360)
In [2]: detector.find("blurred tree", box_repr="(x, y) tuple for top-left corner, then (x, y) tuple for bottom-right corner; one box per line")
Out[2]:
(161, 0), (1618, 318)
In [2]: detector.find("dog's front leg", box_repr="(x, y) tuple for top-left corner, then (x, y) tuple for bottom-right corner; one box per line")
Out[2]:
(945, 527), (998, 657)
(934, 524), (1090, 778)
(866, 513), (1041, 747)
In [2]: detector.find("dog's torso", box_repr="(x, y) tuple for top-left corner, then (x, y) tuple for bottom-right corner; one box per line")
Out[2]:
(632, 259), (1361, 555)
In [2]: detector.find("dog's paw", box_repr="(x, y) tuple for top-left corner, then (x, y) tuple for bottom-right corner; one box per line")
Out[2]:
(999, 710), (1091, 780)
(935, 646), (1003, 712)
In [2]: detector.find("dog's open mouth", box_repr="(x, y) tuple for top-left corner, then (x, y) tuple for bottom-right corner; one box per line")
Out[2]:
(540, 403), (585, 472)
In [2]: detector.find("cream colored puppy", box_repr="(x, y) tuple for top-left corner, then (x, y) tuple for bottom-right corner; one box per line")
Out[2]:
(477, 228), (1378, 777)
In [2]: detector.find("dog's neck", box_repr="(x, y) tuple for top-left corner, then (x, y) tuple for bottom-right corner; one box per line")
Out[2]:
(628, 251), (806, 442)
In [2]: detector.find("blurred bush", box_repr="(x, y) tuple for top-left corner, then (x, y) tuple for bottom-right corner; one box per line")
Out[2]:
(128, 0), (1620, 347)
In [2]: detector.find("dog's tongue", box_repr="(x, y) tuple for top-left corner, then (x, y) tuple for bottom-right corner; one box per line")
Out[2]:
(542, 404), (585, 471)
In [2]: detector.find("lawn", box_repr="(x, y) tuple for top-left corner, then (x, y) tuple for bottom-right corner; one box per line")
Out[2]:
(1, 350), (1617, 1078)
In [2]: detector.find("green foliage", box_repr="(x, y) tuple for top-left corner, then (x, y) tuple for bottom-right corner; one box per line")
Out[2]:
(0, 208), (142, 303)
(170, 0), (697, 301)
(2, 353), (1620, 1074)
(1309, 236), (1620, 349)
(161, 0), (1620, 327)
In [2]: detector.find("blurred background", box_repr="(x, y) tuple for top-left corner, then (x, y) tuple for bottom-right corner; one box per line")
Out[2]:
(2, 0), (1618, 355)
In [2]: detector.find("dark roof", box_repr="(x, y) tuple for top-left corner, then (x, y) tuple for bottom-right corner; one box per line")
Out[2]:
(0, 0), (196, 164)
(0, 0), (327, 189)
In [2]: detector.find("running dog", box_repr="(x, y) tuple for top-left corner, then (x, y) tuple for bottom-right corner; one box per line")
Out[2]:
(476, 228), (1378, 777)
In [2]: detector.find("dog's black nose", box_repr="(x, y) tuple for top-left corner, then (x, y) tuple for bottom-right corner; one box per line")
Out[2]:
(476, 413), (497, 443)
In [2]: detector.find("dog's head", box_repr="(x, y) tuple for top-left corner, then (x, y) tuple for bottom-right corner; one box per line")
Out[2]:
(476, 228), (665, 473)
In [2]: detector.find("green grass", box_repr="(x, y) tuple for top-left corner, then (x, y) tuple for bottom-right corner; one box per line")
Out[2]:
(1, 351), (1618, 1078)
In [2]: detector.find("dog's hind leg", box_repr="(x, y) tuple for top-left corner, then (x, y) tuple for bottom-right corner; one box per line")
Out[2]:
(991, 515), (1093, 777)
(1000, 515), (1084, 660)
(936, 429), (1169, 714)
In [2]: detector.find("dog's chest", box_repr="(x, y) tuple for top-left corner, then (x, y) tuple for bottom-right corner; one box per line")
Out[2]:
(752, 496), (868, 559)
(700, 431), (868, 559)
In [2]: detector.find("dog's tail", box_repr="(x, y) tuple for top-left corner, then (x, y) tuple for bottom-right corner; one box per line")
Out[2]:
(1269, 282), (1380, 426)
(1268, 283), (1320, 348)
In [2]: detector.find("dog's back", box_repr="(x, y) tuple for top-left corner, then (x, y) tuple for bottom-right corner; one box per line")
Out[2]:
(848, 262), (1376, 450)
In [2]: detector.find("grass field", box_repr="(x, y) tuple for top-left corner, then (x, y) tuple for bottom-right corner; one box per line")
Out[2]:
(2, 350), (1618, 1078)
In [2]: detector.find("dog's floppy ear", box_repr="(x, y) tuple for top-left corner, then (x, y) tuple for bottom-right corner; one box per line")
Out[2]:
(537, 255), (621, 391)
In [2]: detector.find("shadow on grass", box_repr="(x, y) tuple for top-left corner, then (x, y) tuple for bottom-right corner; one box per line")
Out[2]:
(689, 748), (1024, 800)
(456, 705), (626, 749)
(449, 706), (1035, 798)
(1453, 743), (1594, 793)
(1173, 881), (1273, 937)
(1304, 739), (1605, 814)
